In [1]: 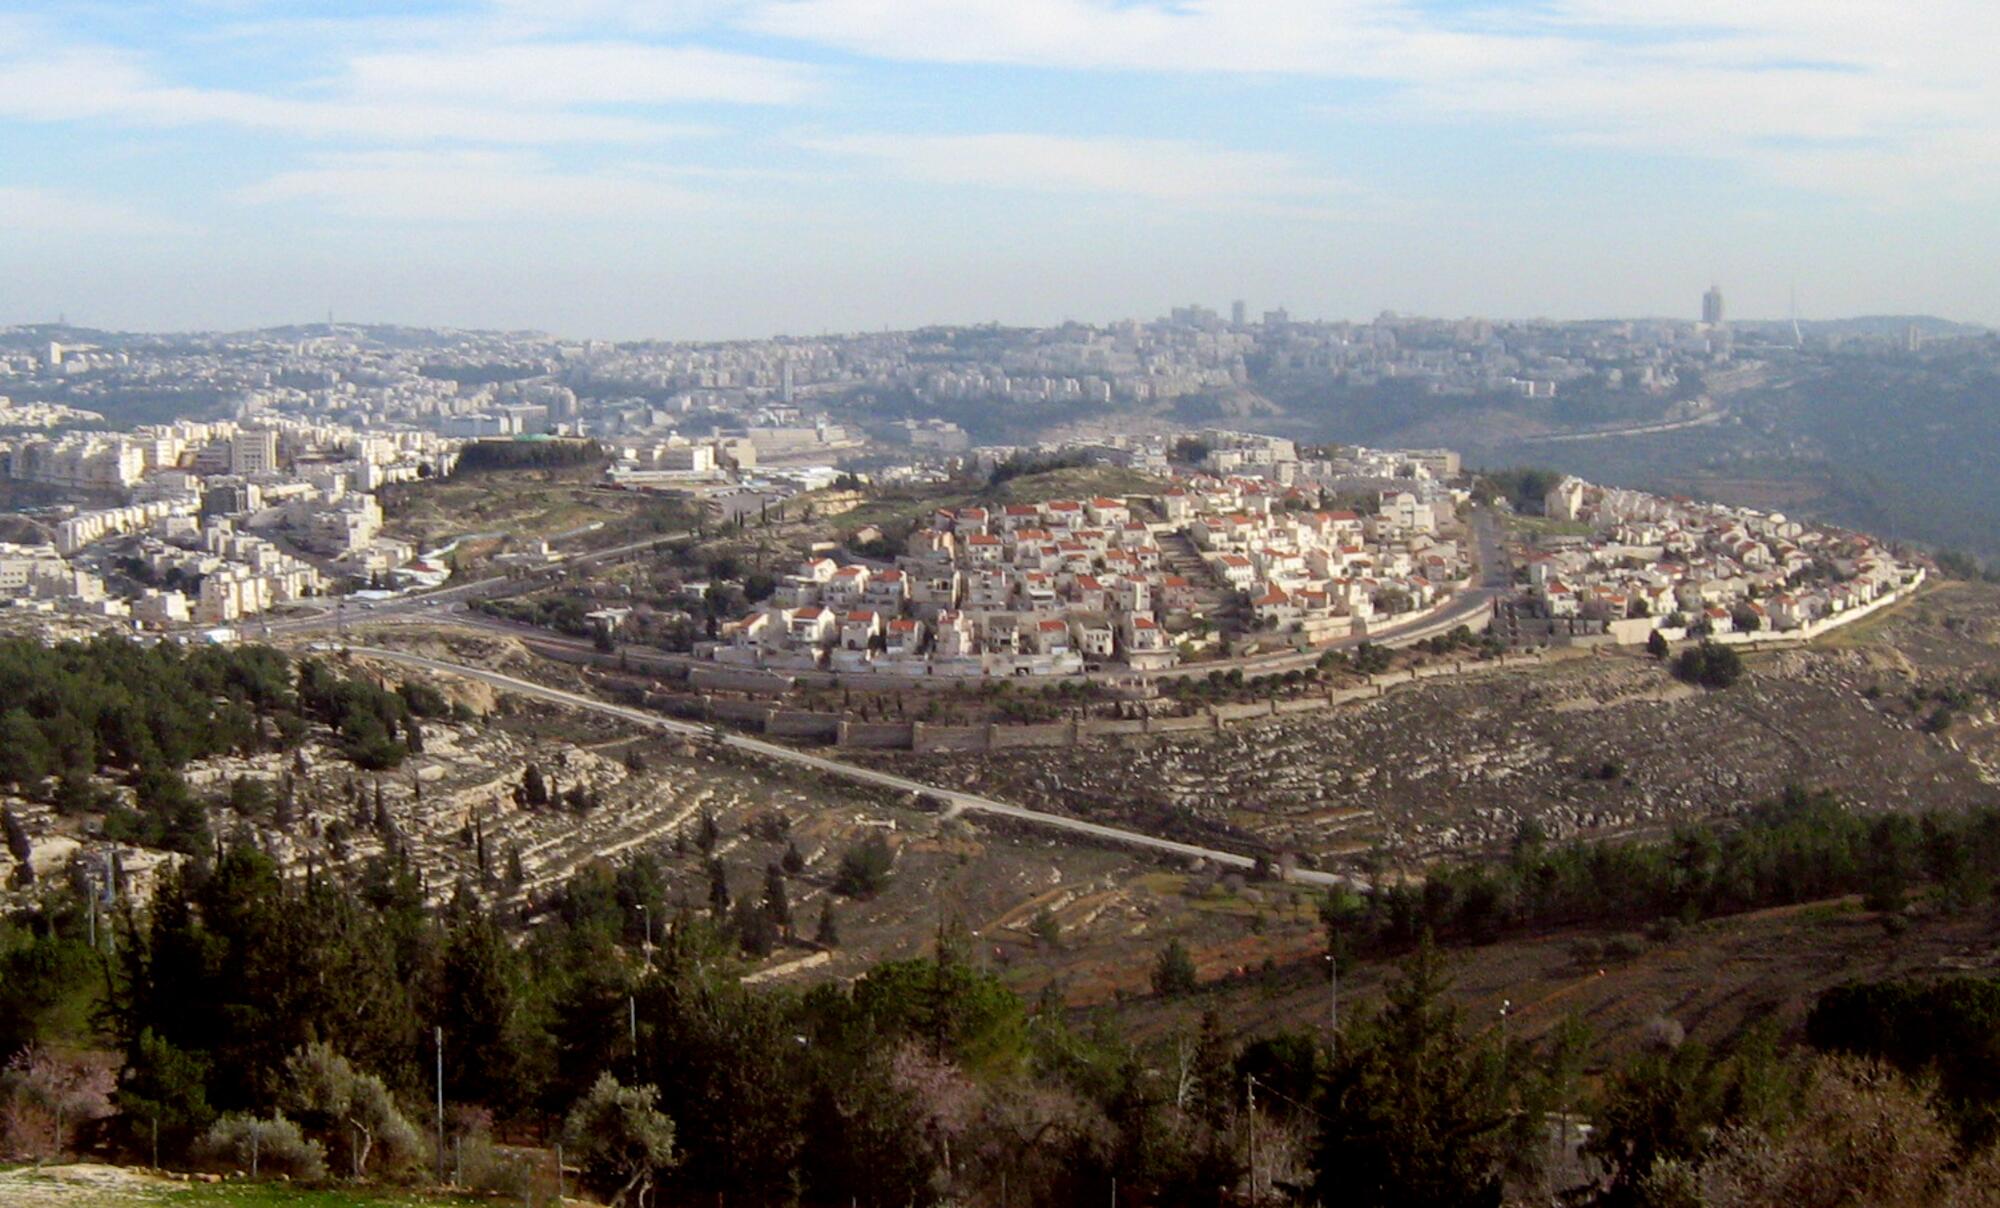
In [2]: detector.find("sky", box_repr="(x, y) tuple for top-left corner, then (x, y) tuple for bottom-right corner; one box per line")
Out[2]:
(1, 0), (1996, 340)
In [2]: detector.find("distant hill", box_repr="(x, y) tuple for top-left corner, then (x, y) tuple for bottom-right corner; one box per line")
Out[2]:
(1733, 314), (1991, 339)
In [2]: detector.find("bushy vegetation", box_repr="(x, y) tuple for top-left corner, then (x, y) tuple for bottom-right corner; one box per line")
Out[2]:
(1471, 467), (1565, 513)
(450, 438), (604, 476)
(1672, 639), (1744, 689)
(1330, 786), (2000, 956)
(5, 805), (2000, 1203)
(0, 640), (425, 853)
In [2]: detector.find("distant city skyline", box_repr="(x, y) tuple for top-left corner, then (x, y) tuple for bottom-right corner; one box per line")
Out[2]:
(2, 1), (1996, 339)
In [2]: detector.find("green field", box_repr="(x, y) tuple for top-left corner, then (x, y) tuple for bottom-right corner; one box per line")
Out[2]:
(0, 1168), (516, 1208)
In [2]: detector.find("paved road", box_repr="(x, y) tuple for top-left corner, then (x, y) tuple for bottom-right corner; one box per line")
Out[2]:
(375, 509), (1509, 687)
(1142, 508), (1508, 681)
(258, 529), (697, 636)
(346, 645), (1365, 891)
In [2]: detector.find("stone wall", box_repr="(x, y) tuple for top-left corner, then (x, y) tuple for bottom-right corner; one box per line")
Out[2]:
(688, 665), (796, 696)
(988, 721), (1076, 749)
(766, 710), (842, 741)
(838, 720), (916, 749)
(911, 723), (989, 753)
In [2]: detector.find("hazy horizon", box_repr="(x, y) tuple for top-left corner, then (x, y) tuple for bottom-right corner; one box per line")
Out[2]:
(4, 306), (1987, 348)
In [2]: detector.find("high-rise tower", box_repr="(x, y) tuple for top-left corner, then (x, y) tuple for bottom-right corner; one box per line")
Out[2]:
(1702, 285), (1725, 325)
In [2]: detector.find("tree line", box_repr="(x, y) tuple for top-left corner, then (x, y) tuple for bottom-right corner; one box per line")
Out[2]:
(0, 639), (439, 855)
(5, 829), (2000, 1203)
(1328, 785), (2000, 957)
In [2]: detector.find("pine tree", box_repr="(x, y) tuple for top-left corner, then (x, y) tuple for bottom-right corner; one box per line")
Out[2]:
(814, 901), (839, 948)
(707, 859), (731, 916)
(438, 898), (540, 1112)
(1189, 1009), (1235, 1127)
(762, 864), (791, 936)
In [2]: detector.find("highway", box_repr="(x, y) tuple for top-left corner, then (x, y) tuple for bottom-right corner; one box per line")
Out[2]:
(345, 644), (1365, 891)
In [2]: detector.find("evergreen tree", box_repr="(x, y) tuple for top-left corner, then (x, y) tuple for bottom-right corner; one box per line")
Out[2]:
(1189, 1009), (1235, 1128)
(762, 863), (791, 936)
(1150, 939), (1198, 997)
(706, 859), (731, 916)
(437, 896), (543, 1113)
(1313, 942), (1517, 1208)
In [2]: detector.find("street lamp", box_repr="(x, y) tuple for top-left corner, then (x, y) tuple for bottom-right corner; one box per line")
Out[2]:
(635, 904), (652, 954)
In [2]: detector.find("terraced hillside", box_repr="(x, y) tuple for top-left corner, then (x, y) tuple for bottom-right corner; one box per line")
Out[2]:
(867, 581), (2000, 876)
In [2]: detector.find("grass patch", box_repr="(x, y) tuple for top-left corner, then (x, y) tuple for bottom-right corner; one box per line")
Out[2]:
(379, 469), (673, 551)
(170, 1187), (493, 1208)
(1813, 581), (1938, 649)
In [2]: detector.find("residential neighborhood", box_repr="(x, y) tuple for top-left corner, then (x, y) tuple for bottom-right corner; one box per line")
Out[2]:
(1497, 475), (1923, 647)
(706, 449), (1475, 678)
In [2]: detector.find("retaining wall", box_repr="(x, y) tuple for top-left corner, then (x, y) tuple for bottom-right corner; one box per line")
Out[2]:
(1079, 718), (1148, 740)
(911, 723), (989, 754)
(838, 720), (916, 749)
(688, 665), (796, 696)
(989, 721), (1076, 749)
(707, 697), (770, 726)
(766, 710), (842, 741)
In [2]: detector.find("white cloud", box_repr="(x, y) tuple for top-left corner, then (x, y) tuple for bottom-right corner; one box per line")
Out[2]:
(751, 0), (1427, 75)
(0, 43), (717, 144)
(803, 132), (1343, 209)
(750, 0), (2000, 200)
(345, 41), (819, 107)
(234, 150), (712, 221)
(0, 186), (170, 234)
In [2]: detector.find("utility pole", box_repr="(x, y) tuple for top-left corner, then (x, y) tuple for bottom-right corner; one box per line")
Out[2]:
(1327, 949), (1339, 1059)
(434, 1026), (445, 1186)
(629, 994), (638, 1056)
(1246, 1075), (1258, 1203)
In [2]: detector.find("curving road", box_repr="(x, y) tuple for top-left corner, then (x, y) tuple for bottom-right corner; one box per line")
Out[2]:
(344, 645), (1365, 891)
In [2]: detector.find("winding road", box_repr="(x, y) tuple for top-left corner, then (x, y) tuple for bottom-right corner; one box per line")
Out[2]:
(346, 644), (1365, 891)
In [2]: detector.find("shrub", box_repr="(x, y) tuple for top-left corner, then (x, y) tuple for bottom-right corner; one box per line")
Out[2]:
(1672, 640), (1743, 689)
(563, 1073), (679, 1207)
(278, 1042), (425, 1180)
(194, 1114), (328, 1180)
(1151, 939), (1199, 997)
(1604, 933), (1648, 961)
(833, 833), (895, 898)
(457, 1130), (534, 1198)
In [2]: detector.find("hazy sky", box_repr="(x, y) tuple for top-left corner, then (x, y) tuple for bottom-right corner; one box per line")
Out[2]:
(2, 1), (1996, 339)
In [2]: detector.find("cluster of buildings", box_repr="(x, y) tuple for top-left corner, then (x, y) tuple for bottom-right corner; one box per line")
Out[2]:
(712, 494), (1176, 677)
(0, 415), (455, 627)
(705, 456), (1472, 678)
(1505, 477), (1919, 645)
(1173, 472), (1470, 640)
(0, 306), (1739, 458)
